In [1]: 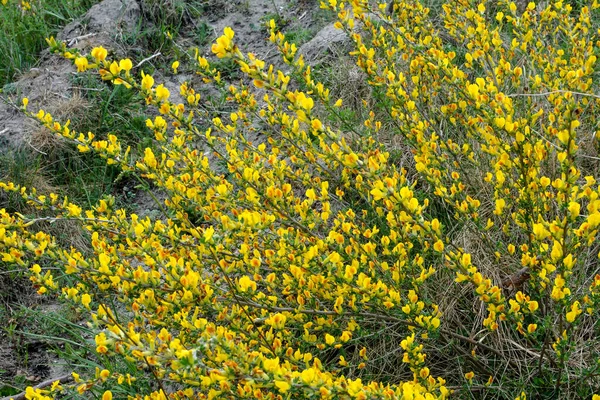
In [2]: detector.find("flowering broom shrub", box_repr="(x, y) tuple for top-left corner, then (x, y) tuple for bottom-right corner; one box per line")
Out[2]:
(2, 0), (600, 398)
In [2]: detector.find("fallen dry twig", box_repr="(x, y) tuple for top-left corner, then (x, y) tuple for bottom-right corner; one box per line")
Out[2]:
(0, 374), (73, 400)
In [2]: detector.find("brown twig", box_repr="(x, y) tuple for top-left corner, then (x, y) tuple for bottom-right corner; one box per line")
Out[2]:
(0, 374), (73, 400)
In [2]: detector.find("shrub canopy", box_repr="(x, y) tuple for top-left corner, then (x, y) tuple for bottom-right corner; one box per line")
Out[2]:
(2, 0), (600, 399)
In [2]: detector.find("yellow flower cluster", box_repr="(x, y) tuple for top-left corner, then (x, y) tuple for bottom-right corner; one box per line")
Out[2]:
(3, 0), (600, 398)
(1, 0), (32, 11)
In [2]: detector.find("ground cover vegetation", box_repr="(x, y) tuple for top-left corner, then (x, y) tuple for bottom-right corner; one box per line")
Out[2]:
(2, 0), (600, 398)
(0, 0), (98, 86)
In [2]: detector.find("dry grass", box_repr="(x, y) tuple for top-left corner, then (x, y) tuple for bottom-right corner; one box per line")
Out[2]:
(29, 92), (91, 156)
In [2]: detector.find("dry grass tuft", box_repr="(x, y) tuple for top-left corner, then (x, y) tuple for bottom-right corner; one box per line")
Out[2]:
(29, 92), (91, 157)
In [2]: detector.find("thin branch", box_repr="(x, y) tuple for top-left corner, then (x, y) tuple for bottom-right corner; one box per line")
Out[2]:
(0, 270), (22, 275)
(0, 374), (73, 400)
(66, 32), (97, 47)
(134, 52), (162, 69)
(508, 90), (600, 100)
(26, 140), (48, 155)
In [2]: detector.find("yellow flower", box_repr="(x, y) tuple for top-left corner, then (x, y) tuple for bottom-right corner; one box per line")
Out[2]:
(99, 369), (110, 381)
(67, 203), (82, 217)
(66, 287), (78, 299)
(340, 331), (351, 342)
(266, 313), (287, 329)
(532, 223), (549, 241)
(263, 357), (280, 372)
(274, 380), (290, 393)
(563, 254), (575, 269)
(347, 378), (363, 396)
(143, 148), (157, 168)
(296, 92), (314, 111)
(91, 46), (108, 61)
(101, 390), (112, 400)
(203, 226), (214, 242)
(370, 187), (386, 201)
(212, 27), (235, 58)
(358, 347), (368, 359)
(119, 58), (133, 72)
(155, 84), (170, 102)
(528, 301), (539, 312)
(494, 198), (505, 215)
(557, 129), (570, 145)
(344, 264), (357, 280)
(141, 71), (154, 90)
(172, 60), (179, 73)
(238, 276), (257, 292)
(325, 334), (335, 345)
(81, 293), (91, 308)
(566, 301), (582, 323)
(467, 83), (479, 99)
(301, 368), (316, 384)
(109, 61), (121, 75)
(311, 118), (323, 131)
(74, 57), (88, 72)
(568, 202), (580, 219)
